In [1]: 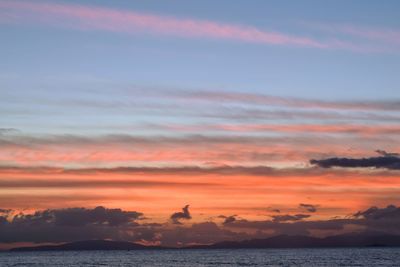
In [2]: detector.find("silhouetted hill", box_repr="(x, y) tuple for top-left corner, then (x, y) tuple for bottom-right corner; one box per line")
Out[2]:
(322, 232), (400, 247)
(10, 240), (164, 251)
(10, 232), (400, 251)
(189, 232), (400, 249)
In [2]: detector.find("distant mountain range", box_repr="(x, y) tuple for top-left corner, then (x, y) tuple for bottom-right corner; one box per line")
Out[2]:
(11, 240), (164, 251)
(188, 232), (400, 249)
(10, 232), (400, 251)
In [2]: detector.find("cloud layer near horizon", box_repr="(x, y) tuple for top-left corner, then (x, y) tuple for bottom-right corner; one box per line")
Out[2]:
(1, 204), (400, 248)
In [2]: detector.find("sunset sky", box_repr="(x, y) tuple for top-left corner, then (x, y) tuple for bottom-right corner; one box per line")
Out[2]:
(1, 0), (400, 248)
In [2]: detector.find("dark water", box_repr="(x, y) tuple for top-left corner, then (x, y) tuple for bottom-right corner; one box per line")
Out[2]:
(1, 248), (400, 266)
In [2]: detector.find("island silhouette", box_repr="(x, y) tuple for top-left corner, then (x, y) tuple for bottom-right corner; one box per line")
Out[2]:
(10, 232), (400, 251)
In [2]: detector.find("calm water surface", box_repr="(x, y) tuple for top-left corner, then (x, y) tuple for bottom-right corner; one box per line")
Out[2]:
(1, 248), (400, 266)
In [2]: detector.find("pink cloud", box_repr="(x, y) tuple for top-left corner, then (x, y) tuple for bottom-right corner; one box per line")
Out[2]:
(340, 26), (400, 45)
(0, 0), (372, 51)
(305, 22), (400, 49)
(171, 90), (400, 111)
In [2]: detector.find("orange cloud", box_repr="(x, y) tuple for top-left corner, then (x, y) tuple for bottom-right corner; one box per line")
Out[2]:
(1, 165), (399, 221)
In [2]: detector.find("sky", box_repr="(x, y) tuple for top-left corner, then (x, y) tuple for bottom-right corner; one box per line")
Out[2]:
(1, 0), (400, 248)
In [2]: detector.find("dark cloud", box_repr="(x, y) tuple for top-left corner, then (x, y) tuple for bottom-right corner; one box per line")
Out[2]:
(216, 217), (354, 236)
(2, 205), (400, 246)
(170, 205), (192, 225)
(351, 205), (400, 234)
(0, 206), (143, 244)
(266, 207), (280, 213)
(310, 151), (400, 170)
(354, 205), (400, 220)
(271, 214), (311, 223)
(226, 205), (400, 237)
(222, 215), (237, 225)
(299, 203), (318, 213)
(12, 206), (142, 227)
(375, 150), (400, 157)
(0, 209), (12, 214)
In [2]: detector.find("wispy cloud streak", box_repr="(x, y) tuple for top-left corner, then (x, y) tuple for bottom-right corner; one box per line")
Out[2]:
(310, 23), (400, 46)
(0, 0), (380, 51)
(1, 132), (398, 167)
(157, 123), (400, 136)
(1, 164), (400, 177)
(0, 178), (217, 189)
(171, 90), (400, 111)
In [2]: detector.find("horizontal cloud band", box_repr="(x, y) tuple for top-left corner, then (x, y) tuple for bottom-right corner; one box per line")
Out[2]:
(2, 205), (400, 246)
(1, 1), (397, 52)
(310, 153), (400, 170)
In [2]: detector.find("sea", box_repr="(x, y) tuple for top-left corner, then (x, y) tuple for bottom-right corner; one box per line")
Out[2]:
(1, 248), (400, 266)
